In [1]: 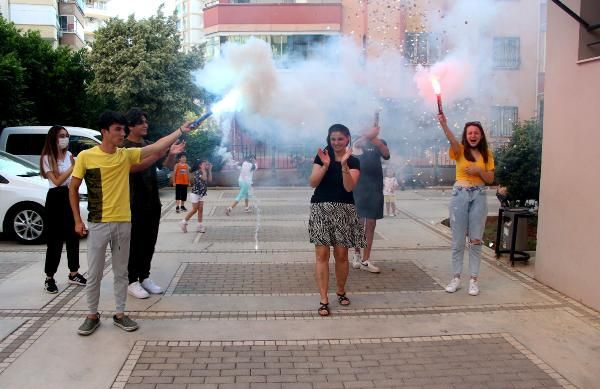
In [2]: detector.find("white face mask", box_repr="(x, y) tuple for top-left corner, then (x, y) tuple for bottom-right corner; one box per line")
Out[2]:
(58, 138), (69, 149)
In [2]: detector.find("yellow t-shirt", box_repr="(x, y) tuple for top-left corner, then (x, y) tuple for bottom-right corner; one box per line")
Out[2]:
(449, 144), (495, 186)
(72, 146), (142, 222)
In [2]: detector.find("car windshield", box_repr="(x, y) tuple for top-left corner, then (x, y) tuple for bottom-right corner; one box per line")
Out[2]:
(0, 152), (40, 177)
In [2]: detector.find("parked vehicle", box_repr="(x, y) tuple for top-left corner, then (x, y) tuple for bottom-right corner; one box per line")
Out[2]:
(0, 126), (102, 164)
(0, 151), (88, 244)
(0, 126), (171, 188)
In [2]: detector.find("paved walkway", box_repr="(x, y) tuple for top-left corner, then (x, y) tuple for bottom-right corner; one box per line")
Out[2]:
(0, 187), (598, 388)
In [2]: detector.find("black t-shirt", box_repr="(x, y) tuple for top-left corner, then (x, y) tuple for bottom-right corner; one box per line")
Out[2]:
(310, 154), (360, 204)
(122, 139), (162, 210)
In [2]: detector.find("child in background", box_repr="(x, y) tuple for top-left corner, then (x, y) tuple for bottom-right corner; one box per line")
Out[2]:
(383, 168), (399, 217)
(173, 154), (190, 213)
(179, 160), (212, 233)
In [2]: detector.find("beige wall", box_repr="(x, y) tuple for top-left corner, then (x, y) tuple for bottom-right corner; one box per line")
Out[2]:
(537, 0), (600, 311)
(489, 0), (540, 121)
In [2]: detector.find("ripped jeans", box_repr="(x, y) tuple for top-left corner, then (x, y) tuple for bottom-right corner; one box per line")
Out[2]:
(449, 186), (488, 277)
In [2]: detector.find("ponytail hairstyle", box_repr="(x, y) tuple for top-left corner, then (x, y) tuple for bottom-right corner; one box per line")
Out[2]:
(461, 121), (490, 164)
(40, 126), (67, 179)
(325, 124), (351, 156)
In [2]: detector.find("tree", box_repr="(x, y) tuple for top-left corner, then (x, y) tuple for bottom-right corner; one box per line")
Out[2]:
(85, 10), (203, 136)
(494, 119), (543, 207)
(0, 17), (96, 127)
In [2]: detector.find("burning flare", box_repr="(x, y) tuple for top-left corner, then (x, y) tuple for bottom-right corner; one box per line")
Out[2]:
(431, 78), (441, 95)
(431, 78), (443, 114)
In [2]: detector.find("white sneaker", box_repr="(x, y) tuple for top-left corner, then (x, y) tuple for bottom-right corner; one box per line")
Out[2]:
(141, 278), (163, 294)
(352, 252), (362, 269)
(390, 213), (396, 217)
(225, 207), (232, 216)
(196, 224), (206, 233)
(179, 220), (188, 233)
(445, 277), (461, 293)
(244, 207), (252, 213)
(127, 281), (150, 299)
(468, 279), (479, 296)
(360, 260), (381, 273)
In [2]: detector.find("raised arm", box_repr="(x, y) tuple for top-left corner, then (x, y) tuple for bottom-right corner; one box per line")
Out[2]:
(437, 114), (461, 156)
(140, 123), (191, 160)
(341, 148), (359, 192)
(309, 149), (329, 188)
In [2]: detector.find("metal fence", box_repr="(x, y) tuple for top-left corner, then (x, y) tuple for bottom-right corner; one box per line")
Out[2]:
(229, 144), (314, 169)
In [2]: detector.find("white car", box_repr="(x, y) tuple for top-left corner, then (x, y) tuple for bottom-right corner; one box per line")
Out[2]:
(0, 151), (88, 244)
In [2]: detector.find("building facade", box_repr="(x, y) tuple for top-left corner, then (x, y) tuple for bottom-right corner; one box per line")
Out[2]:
(0, 0), (112, 49)
(178, 0), (543, 144)
(2, 0), (61, 47)
(58, 0), (85, 49)
(83, 0), (111, 44)
(537, 0), (600, 311)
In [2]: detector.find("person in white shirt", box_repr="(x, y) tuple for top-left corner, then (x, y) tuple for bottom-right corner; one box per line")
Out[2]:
(226, 155), (256, 215)
(383, 168), (399, 217)
(40, 126), (87, 294)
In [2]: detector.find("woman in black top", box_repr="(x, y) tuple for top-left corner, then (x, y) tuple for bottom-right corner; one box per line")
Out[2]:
(308, 124), (366, 316)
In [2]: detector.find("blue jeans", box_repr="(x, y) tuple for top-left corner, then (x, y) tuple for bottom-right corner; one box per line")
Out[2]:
(449, 186), (488, 277)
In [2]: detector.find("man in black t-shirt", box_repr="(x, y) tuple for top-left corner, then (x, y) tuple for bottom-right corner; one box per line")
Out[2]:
(352, 125), (390, 273)
(122, 108), (185, 299)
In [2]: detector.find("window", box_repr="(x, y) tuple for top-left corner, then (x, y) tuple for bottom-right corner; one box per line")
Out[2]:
(6, 134), (47, 156)
(491, 106), (518, 137)
(403, 32), (442, 65)
(493, 37), (520, 69)
(579, 0), (600, 61)
(69, 136), (99, 157)
(60, 15), (83, 34)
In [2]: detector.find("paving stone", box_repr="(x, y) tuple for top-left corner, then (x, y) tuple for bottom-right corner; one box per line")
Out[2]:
(120, 338), (562, 388)
(192, 225), (382, 243)
(0, 262), (28, 281)
(173, 262), (440, 294)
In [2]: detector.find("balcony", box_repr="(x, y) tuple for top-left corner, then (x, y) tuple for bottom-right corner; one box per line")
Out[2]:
(203, 2), (342, 33)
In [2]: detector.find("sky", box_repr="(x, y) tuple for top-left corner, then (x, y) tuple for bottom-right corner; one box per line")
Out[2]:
(106, 0), (177, 20)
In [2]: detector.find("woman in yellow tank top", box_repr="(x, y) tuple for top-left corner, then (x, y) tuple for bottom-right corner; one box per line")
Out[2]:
(437, 114), (495, 297)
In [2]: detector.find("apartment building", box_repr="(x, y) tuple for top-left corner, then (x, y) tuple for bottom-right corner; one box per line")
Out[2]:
(1, 0), (87, 49)
(83, 0), (111, 44)
(1, 0), (61, 47)
(58, 0), (85, 49)
(178, 0), (542, 144)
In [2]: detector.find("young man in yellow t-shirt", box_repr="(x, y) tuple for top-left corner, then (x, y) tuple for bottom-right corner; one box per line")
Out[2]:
(69, 111), (191, 336)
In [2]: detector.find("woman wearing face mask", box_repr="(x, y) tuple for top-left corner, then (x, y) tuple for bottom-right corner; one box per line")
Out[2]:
(39, 126), (87, 294)
(437, 114), (495, 296)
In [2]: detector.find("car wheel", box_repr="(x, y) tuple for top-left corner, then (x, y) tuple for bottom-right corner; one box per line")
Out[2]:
(4, 203), (47, 244)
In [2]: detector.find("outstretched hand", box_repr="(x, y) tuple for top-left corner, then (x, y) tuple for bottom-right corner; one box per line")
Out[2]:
(364, 125), (380, 140)
(169, 140), (186, 156)
(317, 148), (330, 167)
(340, 147), (353, 166)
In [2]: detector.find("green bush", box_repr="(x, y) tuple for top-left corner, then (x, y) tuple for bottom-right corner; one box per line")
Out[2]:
(494, 119), (543, 207)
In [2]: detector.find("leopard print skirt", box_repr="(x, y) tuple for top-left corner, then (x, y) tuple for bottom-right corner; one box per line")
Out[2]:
(308, 202), (366, 248)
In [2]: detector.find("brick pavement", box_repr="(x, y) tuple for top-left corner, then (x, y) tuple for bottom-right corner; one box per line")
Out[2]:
(194, 226), (382, 243)
(117, 334), (564, 389)
(212, 205), (310, 217)
(0, 188), (596, 389)
(171, 262), (441, 295)
(0, 262), (28, 281)
(220, 191), (312, 200)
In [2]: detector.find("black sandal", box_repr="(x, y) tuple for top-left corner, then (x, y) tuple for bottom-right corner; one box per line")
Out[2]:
(318, 302), (330, 316)
(337, 293), (350, 306)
